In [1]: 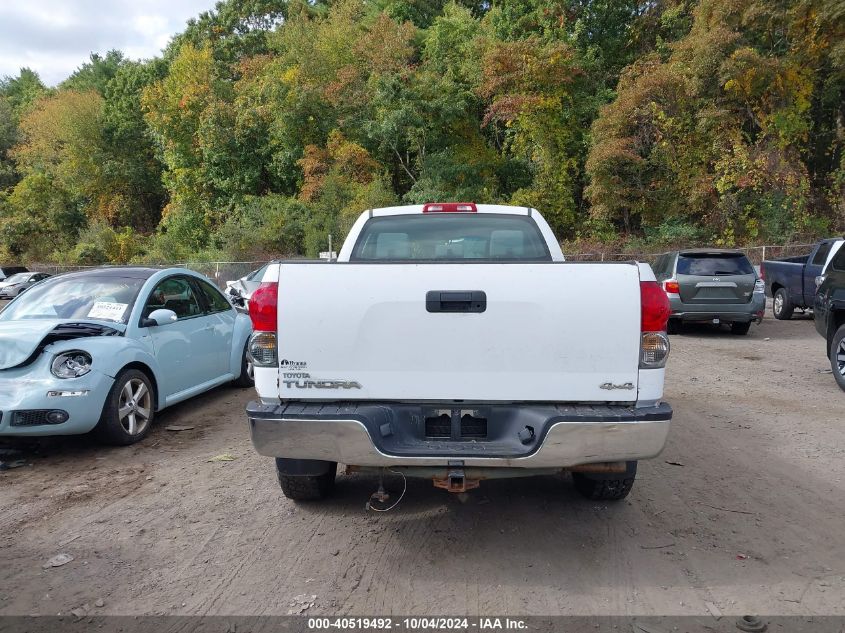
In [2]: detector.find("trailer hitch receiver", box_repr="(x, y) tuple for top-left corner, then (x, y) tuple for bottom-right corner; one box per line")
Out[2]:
(433, 464), (480, 493)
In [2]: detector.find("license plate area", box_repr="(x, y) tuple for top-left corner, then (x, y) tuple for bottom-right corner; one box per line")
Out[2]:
(423, 407), (489, 440)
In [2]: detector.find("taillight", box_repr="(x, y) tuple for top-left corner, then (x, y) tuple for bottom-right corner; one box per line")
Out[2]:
(249, 282), (278, 332)
(759, 263), (765, 281)
(249, 332), (278, 367)
(248, 282), (278, 368)
(422, 202), (477, 213)
(663, 280), (680, 294)
(640, 281), (671, 369)
(641, 281), (670, 332)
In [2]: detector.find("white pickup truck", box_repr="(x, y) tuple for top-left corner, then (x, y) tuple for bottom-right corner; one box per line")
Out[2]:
(246, 203), (672, 502)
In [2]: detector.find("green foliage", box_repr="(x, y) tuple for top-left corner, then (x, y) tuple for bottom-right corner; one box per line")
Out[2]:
(0, 68), (48, 118)
(70, 222), (143, 264)
(0, 173), (85, 260)
(0, 0), (843, 265)
(0, 96), (18, 190)
(61, 51), (127, 96)
(586, 0), (845, 243)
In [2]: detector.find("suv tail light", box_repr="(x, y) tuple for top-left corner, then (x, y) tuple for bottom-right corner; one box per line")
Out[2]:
(640, 281), (671, 369)
(248, 282), (278, 367)
(422, 202), (477, 213)
(663, 279), (680, 294)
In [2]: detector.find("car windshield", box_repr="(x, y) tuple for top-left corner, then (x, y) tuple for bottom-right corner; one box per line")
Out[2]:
(0, 275), (145, 323)
(351, 214), (551, 262)
(3, 273), (30, 283)
(677, 253), (754, 276)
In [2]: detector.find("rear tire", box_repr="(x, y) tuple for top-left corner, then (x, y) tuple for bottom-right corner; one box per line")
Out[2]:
(277, 468), (336, 501)
(829, 324), (845, 392)
(233, 341), (254, 388)
(773, 288), (794, 320)
(730, 321), (751, 335)
(572, 461), (637, 501)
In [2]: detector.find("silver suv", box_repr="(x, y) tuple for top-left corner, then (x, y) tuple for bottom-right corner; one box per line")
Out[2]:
(652, 249), (765, 335)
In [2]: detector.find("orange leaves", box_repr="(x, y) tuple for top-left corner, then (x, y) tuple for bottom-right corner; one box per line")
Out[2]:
(353, 13), (415, 76)
(298, 131), (380, 202)
(482, 39), (577, 94)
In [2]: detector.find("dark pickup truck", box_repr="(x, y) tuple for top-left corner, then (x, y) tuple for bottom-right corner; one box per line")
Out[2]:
(761, 238), (843, 319)
(814, 245), (845, 391)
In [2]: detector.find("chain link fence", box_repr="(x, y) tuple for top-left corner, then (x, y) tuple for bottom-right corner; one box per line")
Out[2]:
(26, 261), (270, 290)
(566, 243), (817, 266)
(24, 243), (819, 287)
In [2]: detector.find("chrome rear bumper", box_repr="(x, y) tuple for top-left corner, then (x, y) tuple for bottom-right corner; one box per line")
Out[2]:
(247, 401), (672, 468)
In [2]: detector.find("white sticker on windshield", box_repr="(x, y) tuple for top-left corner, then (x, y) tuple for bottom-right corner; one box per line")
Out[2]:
(88, 302), (128, 321)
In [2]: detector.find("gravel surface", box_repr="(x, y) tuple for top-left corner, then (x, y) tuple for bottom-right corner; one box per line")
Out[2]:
(1, 310), (843, 617)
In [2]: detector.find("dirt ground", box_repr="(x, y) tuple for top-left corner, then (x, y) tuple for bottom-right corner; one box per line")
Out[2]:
(1, 304), (844, 617)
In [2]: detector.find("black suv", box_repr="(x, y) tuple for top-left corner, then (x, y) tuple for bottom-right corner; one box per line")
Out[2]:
(814, 246), (845, 391)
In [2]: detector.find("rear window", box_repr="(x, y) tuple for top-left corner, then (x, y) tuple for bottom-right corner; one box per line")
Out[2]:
(812, 241), (834, 266)
(351, 214), (551, 262)
(830, 245), (845, 272)
(677, 253), (754, 276)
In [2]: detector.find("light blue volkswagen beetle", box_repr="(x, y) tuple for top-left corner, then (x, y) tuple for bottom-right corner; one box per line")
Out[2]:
(0, 267), (253, 445)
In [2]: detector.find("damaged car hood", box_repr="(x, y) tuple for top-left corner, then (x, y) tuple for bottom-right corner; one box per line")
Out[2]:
(0, 319), (122, 370)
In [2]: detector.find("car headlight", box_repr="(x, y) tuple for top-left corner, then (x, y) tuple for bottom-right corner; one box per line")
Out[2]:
(51, 351), (93, 379)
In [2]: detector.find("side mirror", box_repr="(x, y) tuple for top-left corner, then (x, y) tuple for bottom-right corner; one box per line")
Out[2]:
(142, 308), (178, 327)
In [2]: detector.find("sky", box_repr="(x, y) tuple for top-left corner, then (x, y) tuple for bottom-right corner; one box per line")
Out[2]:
(0, 0), (217, 86)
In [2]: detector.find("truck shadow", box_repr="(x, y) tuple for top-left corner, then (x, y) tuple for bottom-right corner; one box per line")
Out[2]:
(286, 471), (667, 591)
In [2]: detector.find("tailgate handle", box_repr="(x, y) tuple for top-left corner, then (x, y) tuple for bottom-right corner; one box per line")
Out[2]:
(426, 290), (487, 313)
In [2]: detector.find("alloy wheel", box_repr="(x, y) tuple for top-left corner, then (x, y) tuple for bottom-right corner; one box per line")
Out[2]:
(838, 340), (845, 377)
(118, 378), (152, 436)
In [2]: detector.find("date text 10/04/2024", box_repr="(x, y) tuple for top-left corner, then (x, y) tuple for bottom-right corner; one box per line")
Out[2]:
(307, 617), (528, 630)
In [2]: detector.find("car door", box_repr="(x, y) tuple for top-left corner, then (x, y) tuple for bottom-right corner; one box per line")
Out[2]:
(140, 276), (219, 398)
(192, 277), (237, 378)
(804, 241), (834, 306)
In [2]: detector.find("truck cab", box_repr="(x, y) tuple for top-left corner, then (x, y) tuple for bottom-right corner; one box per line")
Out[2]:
(763, 238), (844, 319)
